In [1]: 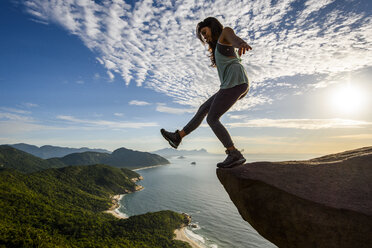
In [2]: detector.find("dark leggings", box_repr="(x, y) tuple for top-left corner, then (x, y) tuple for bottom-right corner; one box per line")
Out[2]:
(183, 83), (249, 148)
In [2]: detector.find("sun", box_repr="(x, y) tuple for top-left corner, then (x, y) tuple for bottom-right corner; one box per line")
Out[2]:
(330, 84), (365, 114)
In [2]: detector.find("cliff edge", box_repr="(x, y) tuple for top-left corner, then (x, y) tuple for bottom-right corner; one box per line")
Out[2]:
(216, 147), (372, 248)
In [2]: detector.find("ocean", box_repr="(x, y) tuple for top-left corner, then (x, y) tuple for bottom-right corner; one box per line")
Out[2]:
(118, 154), (317, 248)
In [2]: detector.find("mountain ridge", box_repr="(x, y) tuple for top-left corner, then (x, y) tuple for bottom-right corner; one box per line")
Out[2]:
(9, 143), (111, 159)
(2, 144), (170, 171)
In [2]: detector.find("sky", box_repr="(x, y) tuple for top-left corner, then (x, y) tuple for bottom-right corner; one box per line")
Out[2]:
(0, 0), (371, 156)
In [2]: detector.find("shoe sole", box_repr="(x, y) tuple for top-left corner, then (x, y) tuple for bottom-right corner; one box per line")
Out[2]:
(217, 158), (246, 169)
(160, 129), (178, 149)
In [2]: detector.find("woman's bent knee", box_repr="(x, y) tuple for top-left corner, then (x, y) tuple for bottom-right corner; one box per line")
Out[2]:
(206, 115), (218, 127)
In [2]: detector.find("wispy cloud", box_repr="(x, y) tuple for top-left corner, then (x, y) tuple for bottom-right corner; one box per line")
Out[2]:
(0, 121), (49, 134)
(107, 71), (114, 82)
(156, 103), (195, 115)
(227, 114), (248, 120)
(56, 115), (158, 129)
(24, 102), (39, 108)
(330, 133), (372, 140)
(113, 113), (124, 117)
(0, 109), (49, 134)
(0, 107), (31, 115)
(93, 73), (100, 80)
(226, 118), (372, 129)
(22, 0), (372, 110)
(0, 112), (33, 121)
(234, 135), (300, 146)
(129, 100), (151, 106)
(0, 110), (156, 137)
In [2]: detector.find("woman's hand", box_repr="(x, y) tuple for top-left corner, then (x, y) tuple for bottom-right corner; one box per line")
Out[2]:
(238, 41), (252, 56)
(221, 27), (252, 56)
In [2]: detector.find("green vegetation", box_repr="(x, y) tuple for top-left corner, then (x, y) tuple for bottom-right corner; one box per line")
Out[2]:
(0, 164), (190, 247)
(0, 145), (65, 173)
(56, 147), (170, 169)
(3, 144), (169, 171)
(53, 151), (110, 166)
(103, 147), (169, 168)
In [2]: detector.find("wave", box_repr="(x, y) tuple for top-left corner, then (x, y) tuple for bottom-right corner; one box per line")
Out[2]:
(185, 228), (205, 243)
(115, 195), (129, 218)
(185, 227), (219, 248)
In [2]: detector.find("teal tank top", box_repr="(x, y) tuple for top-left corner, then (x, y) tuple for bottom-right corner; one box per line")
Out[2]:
(215, 42), (249, 89)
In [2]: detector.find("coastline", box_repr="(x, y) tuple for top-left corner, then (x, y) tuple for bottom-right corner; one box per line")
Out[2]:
(104, 194), (128, 219)
(133, 164), (169, 171)
(106, 195), (202, 248)
(174, 227), (203, 248)
(104, 173), (145, 219)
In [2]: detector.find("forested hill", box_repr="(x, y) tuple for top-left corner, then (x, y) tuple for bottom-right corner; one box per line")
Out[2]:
(53, 151), (110, 166)
(0, 145), (169, 172)
(0, 164), (190, 247)
(0, 145), (65, 173)
(54, 147), (170, 169)
(8, 143), (170, 169)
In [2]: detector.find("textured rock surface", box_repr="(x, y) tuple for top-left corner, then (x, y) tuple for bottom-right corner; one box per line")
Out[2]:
(217, 147), (372, 248)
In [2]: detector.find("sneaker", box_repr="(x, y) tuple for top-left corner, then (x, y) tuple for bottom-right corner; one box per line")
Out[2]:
(217, 149), (246, 168)
(160, 129), (182, 149)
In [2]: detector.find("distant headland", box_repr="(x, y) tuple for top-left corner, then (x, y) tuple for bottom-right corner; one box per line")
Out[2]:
(152, 147), (209, 157)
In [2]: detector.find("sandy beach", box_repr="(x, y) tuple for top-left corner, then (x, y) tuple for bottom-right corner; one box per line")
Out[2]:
(174, 227), (203, 248)
(133, 164), (168, 171)
(104, 194), (127, 219)
(105, 195), (201, 247)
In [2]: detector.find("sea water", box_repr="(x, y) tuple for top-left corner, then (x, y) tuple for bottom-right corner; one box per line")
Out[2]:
(119, 154), (311, 248)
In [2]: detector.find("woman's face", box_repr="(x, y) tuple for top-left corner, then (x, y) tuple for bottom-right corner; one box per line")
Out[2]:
(200, 26), (212, 42)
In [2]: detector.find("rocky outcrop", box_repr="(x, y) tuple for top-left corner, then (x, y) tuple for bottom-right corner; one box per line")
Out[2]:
(217, 147), (372, 248)
(181, 213), (192, 226)
(131, 176), (144, 183)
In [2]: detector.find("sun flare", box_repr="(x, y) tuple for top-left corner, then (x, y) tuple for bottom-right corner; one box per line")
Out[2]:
(330, 84), (365, 114)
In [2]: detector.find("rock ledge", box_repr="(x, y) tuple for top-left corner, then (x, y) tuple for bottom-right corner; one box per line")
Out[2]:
(217, 147), (372, 248)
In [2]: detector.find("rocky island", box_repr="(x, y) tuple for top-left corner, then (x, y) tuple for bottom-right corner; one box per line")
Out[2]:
(217, 146), (372, 248)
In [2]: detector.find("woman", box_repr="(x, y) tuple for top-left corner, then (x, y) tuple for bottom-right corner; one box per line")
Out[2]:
(161, 17), (252, 168)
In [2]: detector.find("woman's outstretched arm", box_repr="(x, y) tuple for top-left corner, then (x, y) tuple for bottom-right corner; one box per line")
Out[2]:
(221, 27), (252, 56)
